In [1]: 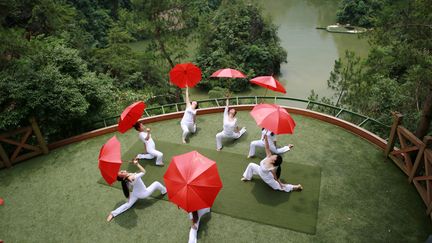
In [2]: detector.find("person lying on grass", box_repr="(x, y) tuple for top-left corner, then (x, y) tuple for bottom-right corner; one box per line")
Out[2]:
(241, 135), (303, 192)
(107, 158), (167, 222)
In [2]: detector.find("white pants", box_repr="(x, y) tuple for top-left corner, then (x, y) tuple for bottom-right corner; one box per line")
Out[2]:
(188, 208), (211, 243)
(248, 140), (290, 157)
(181, 122), (196, 140)
(242, 163), (293, 192)
(111, 181), (166, 217)
(215, 128), (246, 150)
(137, 149), (163, 165)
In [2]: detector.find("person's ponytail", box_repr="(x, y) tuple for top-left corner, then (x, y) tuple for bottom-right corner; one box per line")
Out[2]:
(117, 176), (130, 198)
(276, 166), (281, 179)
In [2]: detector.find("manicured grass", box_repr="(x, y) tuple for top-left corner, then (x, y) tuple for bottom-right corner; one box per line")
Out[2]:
(0, 112), (430, 242)
(101, 140), (321, 234)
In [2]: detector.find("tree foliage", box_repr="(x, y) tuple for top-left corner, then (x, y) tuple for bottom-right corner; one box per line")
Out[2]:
(325, 0), (432, 137)
(336, 0), (383, 28)
(195, 0), (287, 92)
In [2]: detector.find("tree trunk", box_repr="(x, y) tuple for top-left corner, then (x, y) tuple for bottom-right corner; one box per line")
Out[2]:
(415, 85), (432, 139)
(154, 27), (182, 102)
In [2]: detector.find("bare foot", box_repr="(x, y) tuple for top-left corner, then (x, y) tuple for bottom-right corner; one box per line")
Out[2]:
(182, 139), (187, 144)
(157, 163), (165, 167)
(247, 155), (252, 159)
(106, 213), (114, 222)
(296, 184), (303, 191)
(241, 177), (249, 182)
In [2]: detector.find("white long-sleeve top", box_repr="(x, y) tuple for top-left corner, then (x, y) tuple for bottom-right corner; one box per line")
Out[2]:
(181, 107), (196, 124)
(139, 131), (155, 150)
(222, 106), (237, 135)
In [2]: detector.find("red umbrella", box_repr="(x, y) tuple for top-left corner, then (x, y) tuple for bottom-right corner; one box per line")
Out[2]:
(169, 63), (202, 88)
(163, 151), (223, 212)
(118, 101), (146, 134)
(250, 103), (296, 134)
(0, 198), (4, 206)
(250, 76), (286, 94)
(210, 68), (247, 78)
(98, 136), (122, 185)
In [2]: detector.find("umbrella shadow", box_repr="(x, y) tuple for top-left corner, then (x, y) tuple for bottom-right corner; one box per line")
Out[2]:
(111, 198), (158, 229)
(250, 179), (291, 206)
(197, 212), (212, 239)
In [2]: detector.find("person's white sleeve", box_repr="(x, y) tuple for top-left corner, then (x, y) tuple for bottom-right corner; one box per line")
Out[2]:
(136, 172), (145, 178)
(224, 106), (228, 118)
(139, 132), (148, 143)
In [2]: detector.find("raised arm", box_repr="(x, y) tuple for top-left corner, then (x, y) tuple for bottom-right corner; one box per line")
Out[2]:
(263, 134), (272, 158)
(133, 158), (146, 174)
(144, 127), (151, 141)
(185, 86), (191, 107)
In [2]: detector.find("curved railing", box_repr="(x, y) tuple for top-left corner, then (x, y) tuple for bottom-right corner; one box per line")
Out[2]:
(94, 96), (390, 139)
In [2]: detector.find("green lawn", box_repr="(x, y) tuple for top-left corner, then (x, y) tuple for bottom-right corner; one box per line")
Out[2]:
(0, 112), (430, 242)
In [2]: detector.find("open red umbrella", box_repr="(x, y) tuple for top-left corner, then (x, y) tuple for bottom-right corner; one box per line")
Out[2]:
(98, 136), (122, 185)
(211, 68), (246, 78)
(163, 151), (223, 212)
(118, 101), (146, 134)
(250, 103), (296, 134)
(169, 63), (202, 88)
(0, 198), (4, 206)
(250, 76), (286, 94)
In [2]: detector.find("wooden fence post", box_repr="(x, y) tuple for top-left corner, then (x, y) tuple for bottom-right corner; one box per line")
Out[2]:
(385, 112), (403, 157)
(0, 144), (12, 168)
(29, 117), (49, 154)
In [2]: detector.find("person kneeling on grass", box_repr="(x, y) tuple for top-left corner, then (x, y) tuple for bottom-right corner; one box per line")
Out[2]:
(107, 158), (167, 222)
(241, 135), (303, 192)
(215, 98), (246, 151)
(134, 122), (164, 166)
(188, 208), (211, 243)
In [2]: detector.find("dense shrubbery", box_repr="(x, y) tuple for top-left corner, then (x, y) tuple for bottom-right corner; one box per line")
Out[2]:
(195, 0), (287, 93)
(317, 0), (432, 138)
(336, 0), (383, 28)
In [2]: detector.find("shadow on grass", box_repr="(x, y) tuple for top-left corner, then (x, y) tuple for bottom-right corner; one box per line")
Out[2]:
(197, 212), (212, 239)
(250, 179), (291, 206)
(111, 198), (158, 229)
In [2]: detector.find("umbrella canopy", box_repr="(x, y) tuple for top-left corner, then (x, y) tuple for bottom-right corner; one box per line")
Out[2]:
(169, 63), (202, 88)
(0, 198), (4, 206)
(163, 151), (223, 212)
(250, 76), (286, 94)
(98, 136), (122, 185)
(118, 101), (146, 134)
(250, 104), (296, 134)
(210, 68), (247, 78)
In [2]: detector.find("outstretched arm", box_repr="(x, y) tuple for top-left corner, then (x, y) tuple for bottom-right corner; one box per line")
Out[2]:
(185, 86), (191, 107)
(144, 127), (151, 141)
(133, 159), (146, 174)
(264, 134), (272, 158)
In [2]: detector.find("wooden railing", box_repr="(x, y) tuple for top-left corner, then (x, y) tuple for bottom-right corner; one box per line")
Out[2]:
(385, 112), (432, 219)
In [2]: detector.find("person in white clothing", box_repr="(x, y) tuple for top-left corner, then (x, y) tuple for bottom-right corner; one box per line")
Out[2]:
(106, 158), (167, 222)
(134, 122), (164, 166)
(248, 128), (293, 158)
(215, 98), (246, 151)
(188, 208), (211, 243)
(241, 135), (303, 192)
(181, 86), (199, 143)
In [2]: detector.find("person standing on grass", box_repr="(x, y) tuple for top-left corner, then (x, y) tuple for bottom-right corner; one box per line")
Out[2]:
(134, 122), (164, 166)
(107, 158), (167, 222)
(248, 128), (292, 158)
(180, 86), (199, 143)
(215, 98), (246, 151)
(242, 135), (303, 192)
(188, 208), (211, 243)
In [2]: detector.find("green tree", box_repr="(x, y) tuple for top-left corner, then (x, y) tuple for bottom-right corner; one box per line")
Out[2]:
(0, 36), (116, 140)
(336, 0), (383, 28)
(195, 0), (287, 92)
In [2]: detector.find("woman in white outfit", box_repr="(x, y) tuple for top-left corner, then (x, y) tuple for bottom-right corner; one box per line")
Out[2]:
(181, 86), (198, 143)
(188, 208), (211, 243)
(215, 98), (246, 151)
(106, 158), (167, 222)
(134, 122), (164, 166)
(248, 128), (292, 158)
(241, 135), (303, 192)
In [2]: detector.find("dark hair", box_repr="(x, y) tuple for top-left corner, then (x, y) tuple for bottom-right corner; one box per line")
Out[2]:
(133, 122), (141, 131)
(274, 155), (283, 179)
(230, 108), (237, 116)
(117, 176), (130, 198)
(192, 211), (199, 223)
(193, 101), (199, 109)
